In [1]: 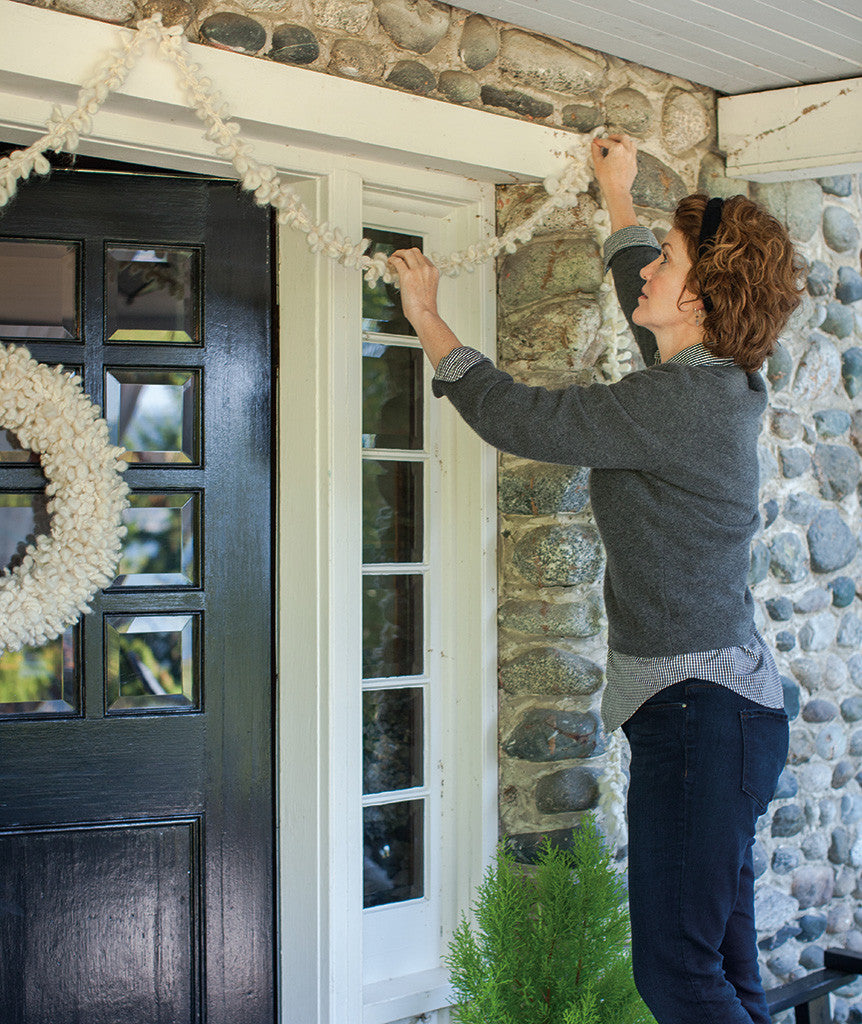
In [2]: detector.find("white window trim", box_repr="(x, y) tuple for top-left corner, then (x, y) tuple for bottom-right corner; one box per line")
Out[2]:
(0, 0), (574, 184)
(0, 6), (572, 1020)
(279, 171), (498, 1024)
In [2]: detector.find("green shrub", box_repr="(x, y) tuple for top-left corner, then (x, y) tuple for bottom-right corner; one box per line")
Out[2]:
(446, 815), (655, 1024)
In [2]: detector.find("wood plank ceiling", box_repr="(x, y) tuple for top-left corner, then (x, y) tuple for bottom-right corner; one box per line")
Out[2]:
(457, 0), (862, 95)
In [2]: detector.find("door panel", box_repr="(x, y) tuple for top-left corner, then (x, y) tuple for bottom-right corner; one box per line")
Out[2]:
(1, 820), (200, 1024)
(0, 169), (274, 1023)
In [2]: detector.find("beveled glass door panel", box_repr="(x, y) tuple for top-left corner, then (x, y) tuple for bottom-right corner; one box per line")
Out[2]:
(362, 343), (423, 451)
(1, 428), (44, 464)
(362, 574), (423, 680)
(105, 368), (199, 464)
(105, 612), (199, 713)
(363, 800), (424, 907)
(0, 239), (79, 340)
(112, 492), (199, 587)
(363, 687), (423, 794)
(362, 460), (423, 564)
(0, 364), (82, 463)
(0, 493), (78, 716)
(0, 627), (78, 717)
(105, 246), (200, 344)
(0, 491), (50, 571)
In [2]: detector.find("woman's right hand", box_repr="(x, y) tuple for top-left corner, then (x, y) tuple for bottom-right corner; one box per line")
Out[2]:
(591, 134), (639, 200)
(388, 247), (440, 330)
(387, 248), (462, 369)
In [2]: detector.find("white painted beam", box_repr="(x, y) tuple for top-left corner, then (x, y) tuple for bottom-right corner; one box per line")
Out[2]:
(718, 77), (862, 181)
(0, 0), (576, 184)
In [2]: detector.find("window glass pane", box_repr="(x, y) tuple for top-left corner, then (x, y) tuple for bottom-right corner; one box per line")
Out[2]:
(105, 613), (198, 713)
(113, 493), (198, 588)
(363, 574), (423, 679)
(0, 492), (50, 572)
(0, 240), (78, 340)
(362, 229), (422, 336)
(363, 800), (424, 907)
(0, 366), (81, 463)
(363, 688), (423, 794)
(106, 246), (199, 343)
(362, 343), (423, 451)
(105, 369), (198, 464)
(362, 460), (423, 564)
(0, 628), (78, 716)
(0, 429), (39, 464)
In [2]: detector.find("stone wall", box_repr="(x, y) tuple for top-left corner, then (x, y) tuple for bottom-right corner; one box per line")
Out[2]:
(497, 169), (862, 1019)
(25, 0), (713, 143)
(14, 0), (862, 1014)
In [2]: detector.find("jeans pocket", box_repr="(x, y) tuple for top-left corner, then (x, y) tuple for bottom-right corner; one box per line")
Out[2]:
(740, 708), (790, 811)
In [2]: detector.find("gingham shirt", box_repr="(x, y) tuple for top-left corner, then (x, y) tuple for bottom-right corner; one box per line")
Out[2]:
(603, 630), (781, 731)
(434, 239), (785, 731)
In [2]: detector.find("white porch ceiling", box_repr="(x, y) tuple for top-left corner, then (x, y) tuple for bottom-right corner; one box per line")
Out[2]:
(456, 0), (862, 95)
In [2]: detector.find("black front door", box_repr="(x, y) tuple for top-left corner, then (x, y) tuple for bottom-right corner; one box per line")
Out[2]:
(0, 168), (275, 1023)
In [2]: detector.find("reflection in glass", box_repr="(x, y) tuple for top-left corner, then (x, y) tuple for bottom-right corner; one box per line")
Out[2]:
(106, 246), (199, 343)
(0, 628), (78, 716)
(363, 688), (423, 794)
(0, 428), (42, 464)
(105, 369), (197, 464)
(362, 460), (423, 563)
(362, 229), (423, 336)
(362, 574), (423, 679)
(106, 613), (197, 712)
(0, 493), (50, 572)
(363, 800), (424, 907)
(0, 240), (78, 340)
(113, 493), (198, 587)
(362, 343), (423, 450)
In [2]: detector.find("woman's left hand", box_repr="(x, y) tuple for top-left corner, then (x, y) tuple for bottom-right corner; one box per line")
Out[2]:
(387, 248), (440, 332)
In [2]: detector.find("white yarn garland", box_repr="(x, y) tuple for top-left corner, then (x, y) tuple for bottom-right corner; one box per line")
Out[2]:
(597, 730), (628, 850)
(0, 14), (631, 373)
(1, 16), (599, 287)
(0, 13), (631, 822)
(0, 345), (129, 653)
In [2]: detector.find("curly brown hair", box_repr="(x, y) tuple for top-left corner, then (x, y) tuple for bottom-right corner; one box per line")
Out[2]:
(672, 194), (804, 372)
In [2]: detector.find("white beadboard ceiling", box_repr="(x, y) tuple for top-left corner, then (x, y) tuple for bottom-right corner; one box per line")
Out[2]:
(457, 0), (862, 95)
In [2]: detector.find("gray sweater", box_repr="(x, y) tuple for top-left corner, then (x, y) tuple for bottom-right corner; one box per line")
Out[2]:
(432, 239), (768, 659)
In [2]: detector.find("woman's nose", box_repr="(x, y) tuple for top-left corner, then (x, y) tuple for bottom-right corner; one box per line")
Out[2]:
(640, 257), (658, 281)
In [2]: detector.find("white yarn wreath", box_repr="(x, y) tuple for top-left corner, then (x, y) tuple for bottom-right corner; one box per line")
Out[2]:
(0, 345), (129, 653)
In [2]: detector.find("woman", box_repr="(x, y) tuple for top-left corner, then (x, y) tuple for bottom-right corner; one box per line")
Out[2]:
(389, 134), (803, 1024)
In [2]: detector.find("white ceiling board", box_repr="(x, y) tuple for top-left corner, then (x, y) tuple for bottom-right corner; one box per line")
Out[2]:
(469, 1), (797, 91)
(458, 0), (862, 94)
(672, 0), (862, 51)
(818, 0), (862, 16)
(648, 0), (862, 72)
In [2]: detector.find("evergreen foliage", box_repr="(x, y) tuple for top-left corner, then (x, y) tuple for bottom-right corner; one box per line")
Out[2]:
(446, 815), (655, 1024)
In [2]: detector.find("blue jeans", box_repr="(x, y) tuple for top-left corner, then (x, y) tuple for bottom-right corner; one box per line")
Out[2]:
(622, 680), (789, 1024)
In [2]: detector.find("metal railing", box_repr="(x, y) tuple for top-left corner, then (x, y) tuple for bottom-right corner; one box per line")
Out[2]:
(766, 948), (862, 1024)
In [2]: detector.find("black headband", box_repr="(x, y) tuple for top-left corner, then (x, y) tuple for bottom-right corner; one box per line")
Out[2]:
(696, 197), (724, 313)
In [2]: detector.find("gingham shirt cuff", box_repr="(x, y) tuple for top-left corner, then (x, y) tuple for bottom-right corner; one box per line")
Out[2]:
(433, 346), (488, 382)
(602, 225), (660, 272)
